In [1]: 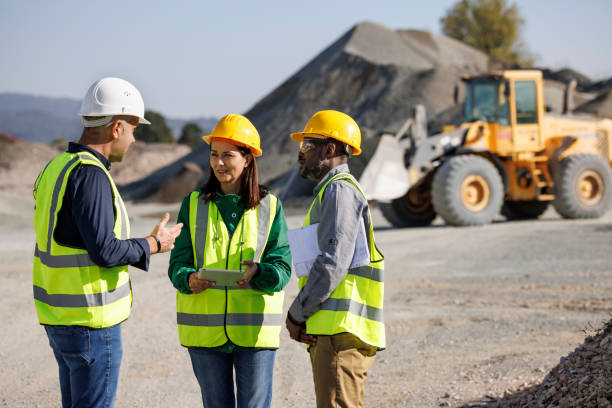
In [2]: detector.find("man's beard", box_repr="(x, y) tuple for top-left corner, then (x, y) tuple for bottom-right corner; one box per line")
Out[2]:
(299, 159), (327, 181)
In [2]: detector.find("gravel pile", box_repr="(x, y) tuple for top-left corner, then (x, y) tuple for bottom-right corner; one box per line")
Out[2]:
(466, 319), (612, 407)
(0, 140), (58, 197)
(118, 142), (211, 202)
(576, 90), (612, 119)
(109, 141), (191, 185)
(0, 141), (191, 199)
(246, 21), (491, 184)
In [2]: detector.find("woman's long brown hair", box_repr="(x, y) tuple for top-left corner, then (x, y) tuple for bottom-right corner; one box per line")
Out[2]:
(201, 145), (268, 210)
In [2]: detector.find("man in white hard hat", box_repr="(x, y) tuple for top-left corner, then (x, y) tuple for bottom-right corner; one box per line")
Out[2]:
(32, 77), (183, 408)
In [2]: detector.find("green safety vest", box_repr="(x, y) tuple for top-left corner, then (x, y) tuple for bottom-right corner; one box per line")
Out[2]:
(299, 172), (385, 349)
(176, 192), (284, 348)
(32, 151), (132, 328)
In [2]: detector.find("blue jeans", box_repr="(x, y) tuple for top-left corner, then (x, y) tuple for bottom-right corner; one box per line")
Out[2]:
(188, 347), (276, 408)
(44, 324), (123, 408)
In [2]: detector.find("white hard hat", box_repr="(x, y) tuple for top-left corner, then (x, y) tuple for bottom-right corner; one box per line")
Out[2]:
(79, 77), (151, 127)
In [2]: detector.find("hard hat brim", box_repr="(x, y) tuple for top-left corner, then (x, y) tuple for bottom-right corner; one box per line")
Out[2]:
(289, 132), (328, 143)
(289, 132), (361, 155)
(202, 135), (262, 157)
(78, 113), (151, 126)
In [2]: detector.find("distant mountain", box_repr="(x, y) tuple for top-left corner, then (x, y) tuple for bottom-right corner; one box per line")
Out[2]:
(0, 110), (82, 143)
(0, 93), (81, 117)
(0, 92), (217, 144)
(0, 93), (82, 143)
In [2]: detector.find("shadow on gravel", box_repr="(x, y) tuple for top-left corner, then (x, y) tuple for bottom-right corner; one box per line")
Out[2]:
(373, 223), (461, 232)
(592, 223), (612, 232)
(375, 218), (612, 232)
(373, 219), (518, 232)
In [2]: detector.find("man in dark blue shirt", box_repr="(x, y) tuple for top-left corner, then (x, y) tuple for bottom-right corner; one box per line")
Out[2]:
(33, 77), (183, 408)
(55, 142), (153, 269)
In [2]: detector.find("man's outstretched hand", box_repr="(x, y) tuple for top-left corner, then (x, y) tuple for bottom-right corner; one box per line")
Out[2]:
(148, 212), (183, 254)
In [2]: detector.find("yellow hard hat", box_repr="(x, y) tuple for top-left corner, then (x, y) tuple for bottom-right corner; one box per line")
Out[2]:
(290, 110), (361, 155)
(202, 114), (262, 157)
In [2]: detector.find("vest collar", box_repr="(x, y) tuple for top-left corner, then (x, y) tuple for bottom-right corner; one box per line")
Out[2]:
(68, 142), (111, 170)
(313, 163), (350, 197)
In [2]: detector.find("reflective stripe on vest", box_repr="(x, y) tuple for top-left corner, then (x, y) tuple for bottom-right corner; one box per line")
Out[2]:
(299, 172), (386, 349)
(177, 192), (285, 348)
(319, 298), (383, 322)
(33, 151), (132, 328)
(177, 312), (283, 327)
(33, 283), (131, 308)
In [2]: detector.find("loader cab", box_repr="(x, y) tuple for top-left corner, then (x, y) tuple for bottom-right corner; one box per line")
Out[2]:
(463, 70), (545, 154)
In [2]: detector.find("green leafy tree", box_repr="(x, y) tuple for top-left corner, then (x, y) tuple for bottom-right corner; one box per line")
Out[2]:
(134, 110), (175, 143)
(441, 0), (533, 66)
(178, 122), (207, 148)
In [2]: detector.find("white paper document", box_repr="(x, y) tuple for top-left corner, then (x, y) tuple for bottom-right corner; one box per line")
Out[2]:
(287, 220), (370, 278)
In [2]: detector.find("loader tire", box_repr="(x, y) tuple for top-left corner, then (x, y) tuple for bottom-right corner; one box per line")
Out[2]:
(501, 201), (549, 220)
(431, 155), (503, 226)
(379, 187), (436, 227)
(552, 153), (612, 219)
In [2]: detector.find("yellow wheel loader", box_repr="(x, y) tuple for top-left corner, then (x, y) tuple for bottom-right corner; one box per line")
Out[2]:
(359, 70), (612, 227)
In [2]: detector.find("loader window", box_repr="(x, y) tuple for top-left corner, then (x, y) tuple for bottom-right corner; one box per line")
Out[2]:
(514, 81), (538, 124)
(464, 78), (510, 125)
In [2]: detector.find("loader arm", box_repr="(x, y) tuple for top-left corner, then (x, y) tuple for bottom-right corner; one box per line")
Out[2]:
(359, 126), (467, 201)
(359, 118), (412, 201)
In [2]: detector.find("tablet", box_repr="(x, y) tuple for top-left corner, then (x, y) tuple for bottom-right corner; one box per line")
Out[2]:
(197, 268), (246, 287)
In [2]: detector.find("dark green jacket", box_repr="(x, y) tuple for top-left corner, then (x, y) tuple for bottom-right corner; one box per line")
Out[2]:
(169, 191), (292, 294)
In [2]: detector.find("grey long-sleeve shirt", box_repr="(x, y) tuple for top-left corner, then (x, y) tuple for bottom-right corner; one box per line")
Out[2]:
(288, 164), (370, 322)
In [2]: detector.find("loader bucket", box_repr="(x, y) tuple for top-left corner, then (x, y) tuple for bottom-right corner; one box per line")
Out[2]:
(359, 134), (412, 201)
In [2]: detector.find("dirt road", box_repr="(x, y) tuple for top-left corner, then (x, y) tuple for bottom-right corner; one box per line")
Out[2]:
(1, 193), (610, 407)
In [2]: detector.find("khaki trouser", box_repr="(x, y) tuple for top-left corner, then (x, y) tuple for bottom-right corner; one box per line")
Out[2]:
(308, 332), (377, 408)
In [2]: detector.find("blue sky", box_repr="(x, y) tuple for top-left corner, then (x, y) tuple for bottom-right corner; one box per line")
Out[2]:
(1, 0), (611, 118)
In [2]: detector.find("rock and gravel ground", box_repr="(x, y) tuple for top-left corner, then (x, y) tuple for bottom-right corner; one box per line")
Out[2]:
(0, 195), (610, 407)
(462, 319), (611, 407)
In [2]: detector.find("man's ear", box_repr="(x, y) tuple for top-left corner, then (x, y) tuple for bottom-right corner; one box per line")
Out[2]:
(324, 142), (336, 159)
(110, 120), (122, 140)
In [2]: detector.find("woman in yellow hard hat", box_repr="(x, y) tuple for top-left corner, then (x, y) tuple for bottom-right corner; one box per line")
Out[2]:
(168, 114), (291, 408)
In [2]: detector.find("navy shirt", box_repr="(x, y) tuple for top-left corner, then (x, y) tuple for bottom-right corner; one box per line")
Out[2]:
(54, 143), (150, 270)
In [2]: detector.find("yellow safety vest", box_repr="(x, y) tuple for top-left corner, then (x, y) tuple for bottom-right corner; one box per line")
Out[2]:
(299, 172), (385, 349)
(33, 151), (132, 328)
(176, 192), (284, 348)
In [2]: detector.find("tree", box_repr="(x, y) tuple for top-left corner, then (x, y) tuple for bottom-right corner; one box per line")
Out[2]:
(441, 0), (533, 66)
(134, 110), (175, 143)
(178, 122), (207, 148)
